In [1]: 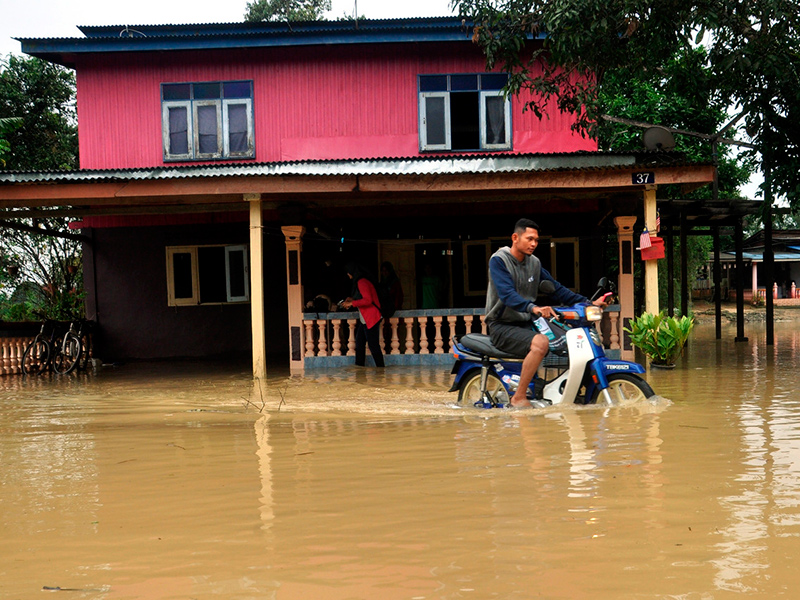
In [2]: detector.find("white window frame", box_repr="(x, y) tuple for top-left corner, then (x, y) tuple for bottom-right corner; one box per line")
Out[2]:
(479, 91), (513, 151)
(225, 245), (250, 303)
(222, 99), (254, 158)
(162, 101), (194, 161)
(161, 81), (255, 162)
(166, 244), (250, 306)
(166, 246), (199, 306)
(419, 92), (451, 151)
(193, 100), (223, 160)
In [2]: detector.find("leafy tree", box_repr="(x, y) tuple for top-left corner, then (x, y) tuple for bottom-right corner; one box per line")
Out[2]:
(0, 117), (22, 167)
(0, 218), (84, 321)
(451, 0), (800, 208)
(0, 55), (78, 170)
(1, 55), (82, 321)
(245, 0), (331, 22)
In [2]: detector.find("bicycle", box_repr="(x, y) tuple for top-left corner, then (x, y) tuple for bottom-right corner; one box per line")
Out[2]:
(21, 320), (61, 376)
(53, 319), (92, 375)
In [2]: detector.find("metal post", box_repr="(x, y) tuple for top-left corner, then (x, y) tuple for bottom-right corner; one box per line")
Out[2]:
(713, 226), (722, 339)
(680, 211), (689, 317)
(764, 158), (775, 346)
(734, 217), (748, 342)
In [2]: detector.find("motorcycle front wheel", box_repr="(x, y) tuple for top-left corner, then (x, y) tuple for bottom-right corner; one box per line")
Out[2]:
(590, 373), (654, 405)
(457, 370), (510, 407)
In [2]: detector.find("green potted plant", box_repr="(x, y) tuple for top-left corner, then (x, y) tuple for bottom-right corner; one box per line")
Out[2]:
(624, 311), (694, 368)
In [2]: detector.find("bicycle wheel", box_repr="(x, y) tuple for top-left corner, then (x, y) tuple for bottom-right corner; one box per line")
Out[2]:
(53, 333), (82, 375)
(457, 370), (510, 407)
(22, 338), (51, 376)
(590, 373), (654, 405)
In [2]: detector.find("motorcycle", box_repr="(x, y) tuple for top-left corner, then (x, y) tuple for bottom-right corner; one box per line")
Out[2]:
(449, 279), (654, 408)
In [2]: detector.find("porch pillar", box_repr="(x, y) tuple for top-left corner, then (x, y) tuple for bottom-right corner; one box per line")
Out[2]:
(752, 262), (758, 300)
(643, 188), (659, 315)
(247, 194), (267, 381)
(282, 225), (306, 373)
(614, 216), (636, 361)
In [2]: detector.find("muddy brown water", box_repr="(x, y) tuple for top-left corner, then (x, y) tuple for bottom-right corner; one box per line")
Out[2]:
(3, 319), (800, 599)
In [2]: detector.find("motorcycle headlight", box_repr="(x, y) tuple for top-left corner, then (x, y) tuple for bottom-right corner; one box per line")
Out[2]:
(585, 305), (603, 322)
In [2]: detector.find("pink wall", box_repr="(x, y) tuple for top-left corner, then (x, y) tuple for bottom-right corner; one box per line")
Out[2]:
(76, 42), (596, 170)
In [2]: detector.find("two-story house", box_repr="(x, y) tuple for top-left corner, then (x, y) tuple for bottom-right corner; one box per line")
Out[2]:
(2, 18), (715, 376)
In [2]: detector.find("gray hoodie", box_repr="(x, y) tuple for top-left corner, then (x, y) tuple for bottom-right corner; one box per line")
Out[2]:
(485, 247), (541, 323)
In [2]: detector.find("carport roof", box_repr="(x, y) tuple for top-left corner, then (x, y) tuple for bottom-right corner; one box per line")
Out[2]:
(0, 151), (716, 220)
(0, 151), (698, 184)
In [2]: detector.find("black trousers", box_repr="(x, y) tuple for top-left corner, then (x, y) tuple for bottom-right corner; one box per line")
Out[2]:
(355, 321), (385, 367)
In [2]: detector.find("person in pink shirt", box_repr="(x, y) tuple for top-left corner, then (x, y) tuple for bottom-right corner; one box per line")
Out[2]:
(341, 263), (385, 367)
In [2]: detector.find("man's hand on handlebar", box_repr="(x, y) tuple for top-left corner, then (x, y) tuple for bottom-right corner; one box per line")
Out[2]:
(531, 305), (557, 319)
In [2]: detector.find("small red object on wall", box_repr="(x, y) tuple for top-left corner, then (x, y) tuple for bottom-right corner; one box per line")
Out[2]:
(641, 236), (665, 260)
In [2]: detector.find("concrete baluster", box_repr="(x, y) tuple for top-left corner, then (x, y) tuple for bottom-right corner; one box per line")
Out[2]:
(433, 316), (444, 354)
(346, 320), (357, 356)
(404, 317), (415, 354)
(304, 321), (315, 357)
(390, 318), (400, 355)
(317, 319), (328, 356)
(331, 320), (342, 356)
(419, 316), (430, 354)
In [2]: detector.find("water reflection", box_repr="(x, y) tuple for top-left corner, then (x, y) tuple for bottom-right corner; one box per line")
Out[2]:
(2, 319), (800, 598)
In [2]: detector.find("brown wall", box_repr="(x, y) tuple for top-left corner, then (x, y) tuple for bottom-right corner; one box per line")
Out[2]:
(84, 222), (288, 364)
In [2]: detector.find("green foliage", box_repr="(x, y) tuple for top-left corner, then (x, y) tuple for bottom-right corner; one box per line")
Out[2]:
(0, 55), (78, 170)
(245, 0), (331, 22)
(598, 47), (753, 198)
(0, 116), (22, 166)
(0, 219), (84, 322)
(625, 311), (694, 366)
(451, 0), (800, 208)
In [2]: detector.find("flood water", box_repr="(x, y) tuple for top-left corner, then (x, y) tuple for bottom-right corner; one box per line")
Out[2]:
(3, 318), (800, 599)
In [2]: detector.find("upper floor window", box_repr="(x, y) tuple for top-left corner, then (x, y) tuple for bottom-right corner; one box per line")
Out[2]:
(418, 73), (511, 152)
(161, 81), (255, 161)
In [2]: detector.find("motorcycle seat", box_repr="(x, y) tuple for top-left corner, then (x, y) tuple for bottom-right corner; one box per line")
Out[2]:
(458, 332), (570, 362)
(458, 333), (523, 360)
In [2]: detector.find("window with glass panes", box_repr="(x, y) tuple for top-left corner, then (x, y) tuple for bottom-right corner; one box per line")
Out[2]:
(161, 81), (254, 161)
(418, 73), (511, 152)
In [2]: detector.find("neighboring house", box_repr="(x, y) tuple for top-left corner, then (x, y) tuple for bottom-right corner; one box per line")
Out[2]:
(706, 229), (800, 302)
(1, 18), (716, 374)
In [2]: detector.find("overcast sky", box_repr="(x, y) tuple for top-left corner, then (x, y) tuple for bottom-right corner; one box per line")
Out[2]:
(0, 0), (456, 57)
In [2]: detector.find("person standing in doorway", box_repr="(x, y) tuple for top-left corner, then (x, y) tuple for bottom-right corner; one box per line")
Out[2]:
(341, 263), (385, 367)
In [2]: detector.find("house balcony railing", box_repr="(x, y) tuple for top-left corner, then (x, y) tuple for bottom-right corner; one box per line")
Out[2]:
(302, 305), (622, 368)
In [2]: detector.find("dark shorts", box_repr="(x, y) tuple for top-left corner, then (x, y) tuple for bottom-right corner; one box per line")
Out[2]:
(488, 320), (568, 358)
(488, 320), (541, 358)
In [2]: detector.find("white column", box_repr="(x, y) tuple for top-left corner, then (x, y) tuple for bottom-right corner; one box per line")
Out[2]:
(246, 194), (267, 381)
(752, 262), (758, 301)
(643, 188), (659, 315)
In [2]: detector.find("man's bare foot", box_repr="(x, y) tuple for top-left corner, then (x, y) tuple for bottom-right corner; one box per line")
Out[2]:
(508, 397), (533, 409)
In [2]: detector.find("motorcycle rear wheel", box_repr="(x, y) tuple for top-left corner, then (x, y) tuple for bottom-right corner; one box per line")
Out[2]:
(457, 371), (510, 407)
(590, 373), (654, 405)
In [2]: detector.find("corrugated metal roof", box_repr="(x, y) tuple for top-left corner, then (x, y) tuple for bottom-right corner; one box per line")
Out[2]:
(18, 17), (531, 64)
(722, 251), (800, 262)
(0, 151), (696, 185)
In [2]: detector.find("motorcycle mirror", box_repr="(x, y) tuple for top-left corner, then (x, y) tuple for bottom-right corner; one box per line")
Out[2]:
(539, 280), (556, 295)
(596, 277), (609, 290)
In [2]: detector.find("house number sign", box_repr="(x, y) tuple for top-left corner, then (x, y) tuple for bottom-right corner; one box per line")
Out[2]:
(632, 172), (655, 185)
